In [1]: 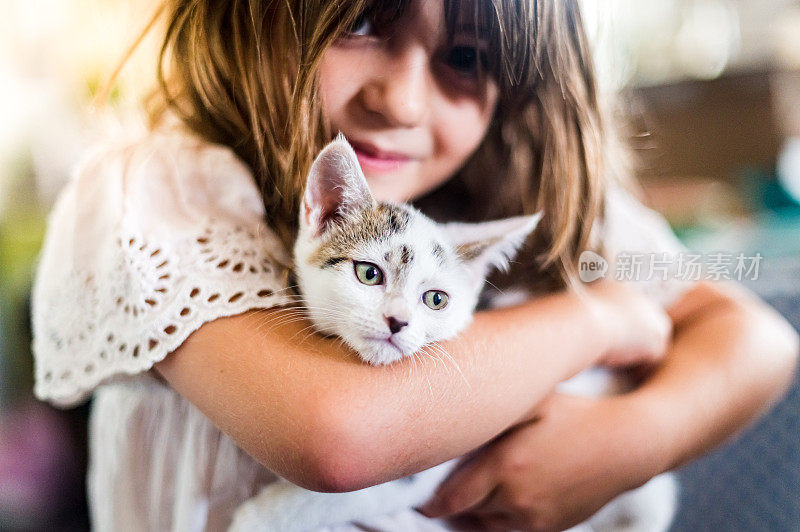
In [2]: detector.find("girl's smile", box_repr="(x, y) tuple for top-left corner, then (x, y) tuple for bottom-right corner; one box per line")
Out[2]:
(319, 0), (499, 203)
(349, 139), (418, 173)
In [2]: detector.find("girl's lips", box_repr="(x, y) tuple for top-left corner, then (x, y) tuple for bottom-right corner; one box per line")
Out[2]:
(350, 140), (414, 172)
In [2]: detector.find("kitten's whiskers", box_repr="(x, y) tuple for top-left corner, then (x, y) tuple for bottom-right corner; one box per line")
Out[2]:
(425, 343), (470, 390)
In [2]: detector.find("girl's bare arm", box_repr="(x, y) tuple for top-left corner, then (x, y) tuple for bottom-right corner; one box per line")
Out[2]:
(416, 281), (799, 532)
(153, 284), (660, 492)
(632, 281), (799, 473)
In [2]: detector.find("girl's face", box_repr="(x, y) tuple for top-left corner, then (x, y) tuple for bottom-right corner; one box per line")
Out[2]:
(319, 1), (499, 203)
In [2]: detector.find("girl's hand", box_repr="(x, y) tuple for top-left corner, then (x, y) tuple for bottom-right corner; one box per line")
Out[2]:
(419, 393), (662, 532)
(587, 281), (672, 368)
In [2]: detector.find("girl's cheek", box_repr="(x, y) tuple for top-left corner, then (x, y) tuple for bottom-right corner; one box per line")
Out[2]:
(437, 97), (496, 167)
(318, 52), (362, 124)
(444, 78), (497, 132)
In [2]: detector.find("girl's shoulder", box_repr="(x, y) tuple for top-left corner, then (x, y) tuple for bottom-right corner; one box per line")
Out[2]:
(599, 184), (695, 307)
(32, 127), (292, 408)
(71, 128), (267, 229)
(602, 184), (687, 257)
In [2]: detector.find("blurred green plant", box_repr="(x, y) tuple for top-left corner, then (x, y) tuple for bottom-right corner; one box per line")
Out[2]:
(0, 149), (47, 409)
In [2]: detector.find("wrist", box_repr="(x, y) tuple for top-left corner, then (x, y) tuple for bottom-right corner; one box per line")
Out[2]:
(547, 393), (670, 492)
(612, 391), (677, 480)
(580, 287), (616, 363)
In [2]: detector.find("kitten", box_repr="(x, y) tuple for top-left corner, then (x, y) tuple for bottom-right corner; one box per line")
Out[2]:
(228, 137), (677, 532)
(229, 136), (540, 532)
(292, 134), (542, 366)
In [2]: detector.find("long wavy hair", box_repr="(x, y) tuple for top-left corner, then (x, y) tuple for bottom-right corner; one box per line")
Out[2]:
(146, 0), (619, 293)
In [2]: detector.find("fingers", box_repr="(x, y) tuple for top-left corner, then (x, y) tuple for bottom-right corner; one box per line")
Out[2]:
(462, 507), (519, 532)
(443, 513), (510, 532)
(419, 455), (498, 518)
(464, 496), (531, 532)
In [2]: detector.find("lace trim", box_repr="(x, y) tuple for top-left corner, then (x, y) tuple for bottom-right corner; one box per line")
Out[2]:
(33, 221), (292, 407)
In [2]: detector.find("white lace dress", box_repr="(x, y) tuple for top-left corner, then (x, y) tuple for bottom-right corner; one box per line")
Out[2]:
(32, 130), (692, 532)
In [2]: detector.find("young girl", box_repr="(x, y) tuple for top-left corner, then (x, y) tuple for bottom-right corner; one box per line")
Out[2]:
(32, 1), (798, 531)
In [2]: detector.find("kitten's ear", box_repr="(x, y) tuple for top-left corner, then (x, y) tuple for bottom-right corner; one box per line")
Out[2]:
(443, 211), (543, 279)
(302, 133), (375, 235)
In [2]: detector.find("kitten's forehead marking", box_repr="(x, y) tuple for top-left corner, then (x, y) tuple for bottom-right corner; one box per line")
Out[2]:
(384, 205), (410, 234)
(323, 256), (347, 269)
(308, 203), (412, 268)
(400, 245), (413, 265)
(432, 242), (446, 265)
(387, 244), (415, 287)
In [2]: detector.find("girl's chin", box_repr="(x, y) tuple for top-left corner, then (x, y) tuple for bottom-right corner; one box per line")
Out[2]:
(364, 172), (422, 202)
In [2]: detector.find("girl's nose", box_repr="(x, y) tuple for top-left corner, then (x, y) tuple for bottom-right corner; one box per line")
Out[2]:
(360, 46), (430, 128)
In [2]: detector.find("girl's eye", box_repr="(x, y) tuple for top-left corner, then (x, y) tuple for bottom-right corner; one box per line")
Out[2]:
(346, 13), (373, 37)
(444, 46), (487, 76)
(354, 261), (384, 285)
(423, 290), (449, 310)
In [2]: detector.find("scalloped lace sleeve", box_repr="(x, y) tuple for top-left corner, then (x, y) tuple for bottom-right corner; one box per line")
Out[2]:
(601, 185), (696, 307)
(32, 132), (293, 407)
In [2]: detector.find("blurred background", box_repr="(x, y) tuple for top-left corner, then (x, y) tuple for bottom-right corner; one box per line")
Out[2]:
(1, 0), (799, 530)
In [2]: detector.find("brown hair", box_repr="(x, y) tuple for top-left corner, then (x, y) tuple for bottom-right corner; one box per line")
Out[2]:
(147, 0), (616, 293)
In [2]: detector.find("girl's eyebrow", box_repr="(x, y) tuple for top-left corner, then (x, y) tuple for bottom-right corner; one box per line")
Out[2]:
(454, 22), (487, 33)
(451, 22), (491, 41)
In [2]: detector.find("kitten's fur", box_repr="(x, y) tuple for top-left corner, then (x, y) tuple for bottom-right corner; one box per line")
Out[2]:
(293, 135), (541, 366)
(229, 137), (677, 532)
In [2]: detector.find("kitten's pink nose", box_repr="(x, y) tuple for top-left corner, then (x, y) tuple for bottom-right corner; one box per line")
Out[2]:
(386, 316), (409, 334)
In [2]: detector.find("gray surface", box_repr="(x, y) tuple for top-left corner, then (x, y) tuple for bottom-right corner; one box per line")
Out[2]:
(671, 293), (800, 532)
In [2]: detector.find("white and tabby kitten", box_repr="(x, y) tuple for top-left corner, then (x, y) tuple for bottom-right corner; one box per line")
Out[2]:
(293, 134), (542, 366)
(229, 137), (677, 532)
(229, 136), (540, 532)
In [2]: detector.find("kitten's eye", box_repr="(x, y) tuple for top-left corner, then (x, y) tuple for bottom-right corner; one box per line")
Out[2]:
(354, 261), (384, 285)
(423, 290), (449, 310)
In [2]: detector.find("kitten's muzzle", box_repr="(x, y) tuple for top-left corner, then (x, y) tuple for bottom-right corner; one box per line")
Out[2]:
(386, 316), (409, 334)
